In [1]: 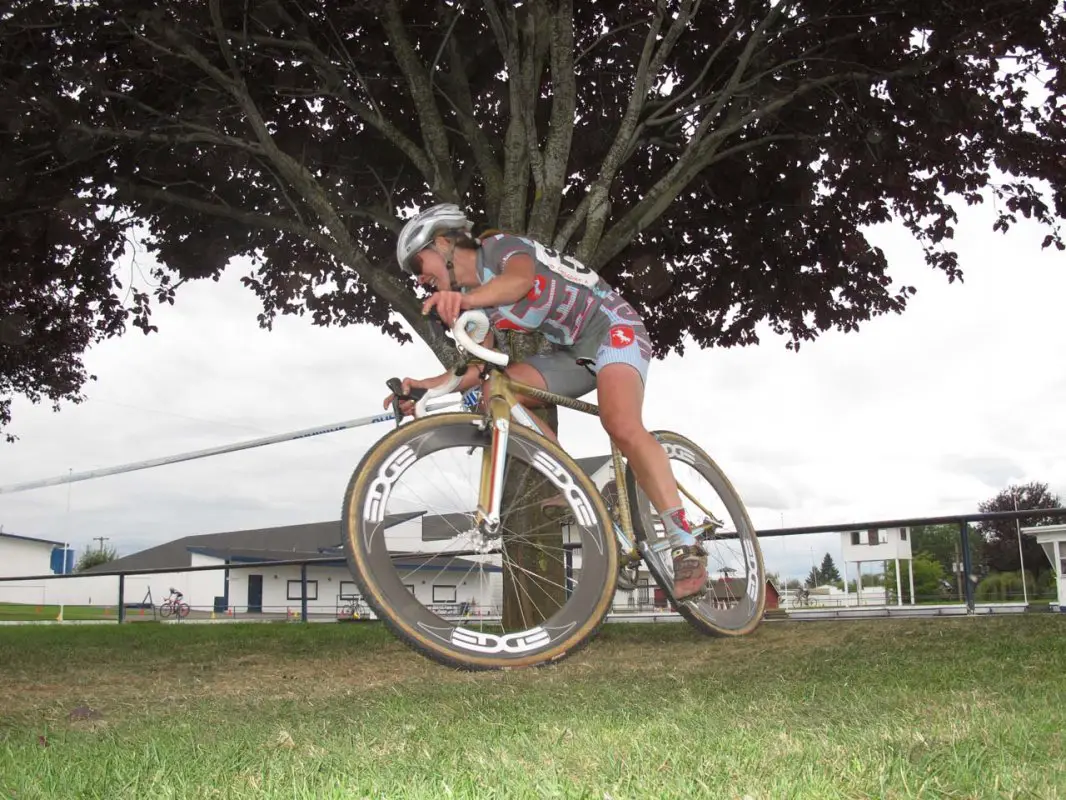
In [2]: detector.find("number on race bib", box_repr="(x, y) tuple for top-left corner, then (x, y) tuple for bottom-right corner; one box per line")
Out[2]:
(531, 242), (601, 288)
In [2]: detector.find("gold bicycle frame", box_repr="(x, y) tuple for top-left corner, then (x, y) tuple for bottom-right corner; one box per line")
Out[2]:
(472, 366), (642, 564)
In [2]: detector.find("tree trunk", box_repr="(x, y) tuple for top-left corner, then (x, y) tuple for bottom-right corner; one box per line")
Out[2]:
(497, 330), (566, 630)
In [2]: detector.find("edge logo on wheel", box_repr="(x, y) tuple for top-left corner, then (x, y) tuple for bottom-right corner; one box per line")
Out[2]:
(608, 325), (635, 348)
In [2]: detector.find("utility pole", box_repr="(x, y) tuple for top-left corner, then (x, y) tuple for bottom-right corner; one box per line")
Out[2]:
(954, 540), (963, 602)
(1014, 489), (1029, 604)
(92, 536), (109, 552)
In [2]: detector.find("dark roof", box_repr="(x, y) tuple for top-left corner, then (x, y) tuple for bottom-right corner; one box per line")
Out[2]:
(0, 531), (65, 547)
(392, 553), (502, 574)
(574, 455), (611, 477)
(422, 512), (477, 541)
(83, 512), (424, 574)
(187, 547), (350, 564)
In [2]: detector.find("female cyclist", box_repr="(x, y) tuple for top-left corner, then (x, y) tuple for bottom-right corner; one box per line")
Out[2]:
(382, 204), (708, 599)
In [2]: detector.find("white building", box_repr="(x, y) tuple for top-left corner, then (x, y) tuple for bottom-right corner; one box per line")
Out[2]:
(0, 454), (658, 618)
(0, 532), (74, 605)
(1021, 523), (1066, 610)
(840, 526), (914, 606)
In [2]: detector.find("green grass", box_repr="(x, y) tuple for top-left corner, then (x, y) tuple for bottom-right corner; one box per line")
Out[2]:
(1, 617), (1065, 798)
(0, 603), (119, 621)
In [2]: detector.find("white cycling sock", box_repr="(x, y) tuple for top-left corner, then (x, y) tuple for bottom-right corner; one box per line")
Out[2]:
(662, 506), (697, 548)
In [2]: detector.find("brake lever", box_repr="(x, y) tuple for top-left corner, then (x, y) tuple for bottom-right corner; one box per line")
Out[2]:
(386, 378), (428, 428)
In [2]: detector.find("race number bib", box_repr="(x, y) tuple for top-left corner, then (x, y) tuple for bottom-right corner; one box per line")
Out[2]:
(531, 241), (600, 288)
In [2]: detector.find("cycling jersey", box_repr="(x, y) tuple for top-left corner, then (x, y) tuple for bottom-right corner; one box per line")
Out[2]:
(474, 233), (653, 396)
(476, 233), (611, 346)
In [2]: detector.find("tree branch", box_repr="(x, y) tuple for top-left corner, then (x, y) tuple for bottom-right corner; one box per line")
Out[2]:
(67, 123), (264, 155)
(484, 0), (531, 229)
(380, 0), (458, 200)
(644, 14), (749, 128)
(571, 0), (701, 262)
(592, 67), (897, 269)
(515, 2), (547, 193)
(442, 31), (505, 218)
(527, 0), (576, 241)
(220, 26), (441, 190)
(117, 184), (332, 251)
(575, 18), (649, 64)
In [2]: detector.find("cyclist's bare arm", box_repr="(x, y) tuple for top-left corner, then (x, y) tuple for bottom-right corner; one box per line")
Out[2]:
(383, 328), (495, 414)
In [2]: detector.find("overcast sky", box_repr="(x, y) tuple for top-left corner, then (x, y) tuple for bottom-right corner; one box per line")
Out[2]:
(1, 199), (1063, 580)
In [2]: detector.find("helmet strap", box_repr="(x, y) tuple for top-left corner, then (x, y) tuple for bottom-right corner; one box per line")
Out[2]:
(441, 240), (460, 289)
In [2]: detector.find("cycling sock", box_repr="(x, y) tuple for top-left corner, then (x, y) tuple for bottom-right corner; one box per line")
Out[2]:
(662, 506), (697, 548)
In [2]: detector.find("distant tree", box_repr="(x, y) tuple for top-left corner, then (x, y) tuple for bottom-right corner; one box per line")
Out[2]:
(75, 545), (118, 573)
(909, 524), (982, 576)
(977, 483), (1062, 575)
(885, 552), (947, 603)
(804, 566), (821, 589)
(818, 553), (841, 584)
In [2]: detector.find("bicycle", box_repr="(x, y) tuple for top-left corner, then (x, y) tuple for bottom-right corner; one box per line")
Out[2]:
(159, 588), (190, 620)
(341, 310), (765, 670)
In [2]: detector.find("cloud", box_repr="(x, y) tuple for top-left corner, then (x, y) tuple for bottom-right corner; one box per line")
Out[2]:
(938, 455), (1027, 489)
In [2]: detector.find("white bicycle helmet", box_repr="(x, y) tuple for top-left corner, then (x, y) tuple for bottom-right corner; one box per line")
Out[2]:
(396, 203), (473, 274)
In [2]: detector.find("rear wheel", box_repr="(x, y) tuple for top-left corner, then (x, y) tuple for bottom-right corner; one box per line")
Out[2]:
(342, 413), (619, 670)
(625, 430), (766, 636)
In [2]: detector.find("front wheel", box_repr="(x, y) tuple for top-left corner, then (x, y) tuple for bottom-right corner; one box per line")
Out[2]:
(625, 430), (766, 636)
(342, 413), (619, 671)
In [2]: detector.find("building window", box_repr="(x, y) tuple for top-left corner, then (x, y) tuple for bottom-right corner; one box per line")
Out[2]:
(433, 585), (456, 603)
(404, 584), (415, 595)
(867, 529), (878, 546)
(287, 580), (319, 601)
(851, 531), (861, 546)
(900, 529), (908, 541)
(339, 581), (359, 600)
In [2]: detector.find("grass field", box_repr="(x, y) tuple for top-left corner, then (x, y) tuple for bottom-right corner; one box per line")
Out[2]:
(0, 603), (118, 622)
(1, 616), (1064, 799)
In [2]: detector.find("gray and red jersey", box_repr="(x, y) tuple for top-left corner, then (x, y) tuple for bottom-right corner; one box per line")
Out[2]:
(473, 233), (654, 395)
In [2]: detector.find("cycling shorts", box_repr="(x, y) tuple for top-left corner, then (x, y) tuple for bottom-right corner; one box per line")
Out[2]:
(521, 296), (651, 398)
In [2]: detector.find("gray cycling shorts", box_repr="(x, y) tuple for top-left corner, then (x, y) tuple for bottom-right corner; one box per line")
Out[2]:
(521, 299), (652, 398)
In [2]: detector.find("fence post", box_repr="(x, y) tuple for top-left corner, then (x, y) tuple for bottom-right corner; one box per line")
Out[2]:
(117, 573), (126, 624)
(300, 564), (308, 622)
(959, 521), (975, 613)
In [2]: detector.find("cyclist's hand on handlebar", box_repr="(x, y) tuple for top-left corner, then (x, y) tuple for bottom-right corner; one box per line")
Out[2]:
(382, 376), (434, 417)
(422, 291), (465, 327)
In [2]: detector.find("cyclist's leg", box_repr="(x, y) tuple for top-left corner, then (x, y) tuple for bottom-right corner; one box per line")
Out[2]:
(591, 305), (707, 597)
(493, 353), (596, 442)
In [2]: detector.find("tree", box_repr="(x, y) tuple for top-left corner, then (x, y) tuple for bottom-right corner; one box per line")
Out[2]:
(977, 482), (1063, 575)
(908, 523), (986, 577)
(804, 566), (820, 589)
(885, 552), (946, 603)
(818, 552), (841, 583)
(75, 544), (118, 573)
(2, 1), (1065, 440)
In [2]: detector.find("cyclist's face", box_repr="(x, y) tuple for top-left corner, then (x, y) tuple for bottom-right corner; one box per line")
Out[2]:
(412, 246), (450, 291)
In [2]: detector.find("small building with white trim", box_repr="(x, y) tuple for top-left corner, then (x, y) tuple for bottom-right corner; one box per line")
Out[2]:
(840, 526), (914, 606)
(1021, 523), (1066, 611)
